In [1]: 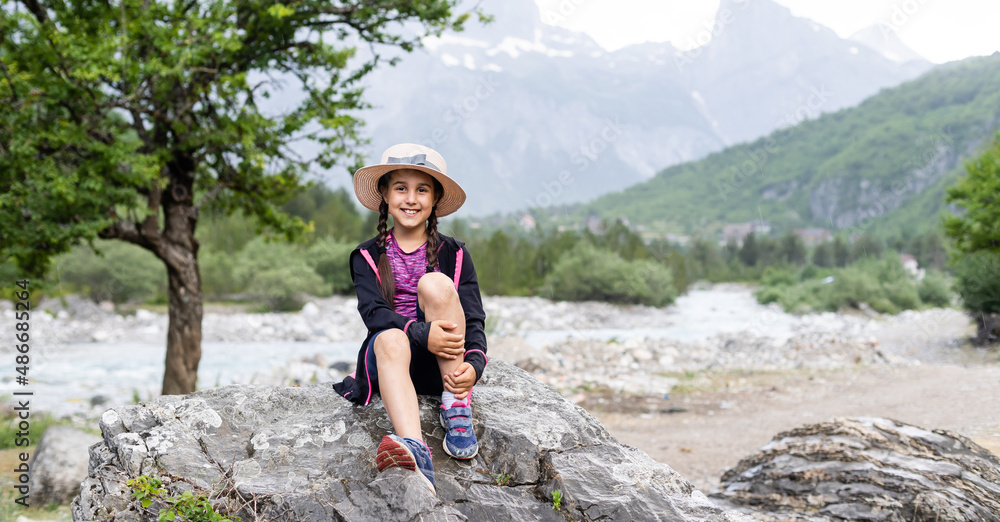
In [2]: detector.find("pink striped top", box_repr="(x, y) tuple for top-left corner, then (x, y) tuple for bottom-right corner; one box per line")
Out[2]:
(386, 230), (439, 320)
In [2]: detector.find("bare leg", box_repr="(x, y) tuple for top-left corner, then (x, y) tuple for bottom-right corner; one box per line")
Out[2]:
(417, 273), (467, 385)
(374, 329), (422, 440)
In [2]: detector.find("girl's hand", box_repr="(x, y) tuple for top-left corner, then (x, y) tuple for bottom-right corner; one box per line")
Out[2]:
(444, 362), (476, 399)
(428, 319), (465, 359)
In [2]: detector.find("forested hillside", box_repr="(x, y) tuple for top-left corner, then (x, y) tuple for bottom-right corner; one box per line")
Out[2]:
(582, 54), (1000, 238)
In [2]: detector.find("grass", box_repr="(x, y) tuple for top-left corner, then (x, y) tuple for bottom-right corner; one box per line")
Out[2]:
(0, 409), (68, 450)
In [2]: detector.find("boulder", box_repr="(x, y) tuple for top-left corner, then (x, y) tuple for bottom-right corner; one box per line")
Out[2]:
(712, 417), (1000, 521)
(28, 425), (103, 505)
(72, 361), (750, 521)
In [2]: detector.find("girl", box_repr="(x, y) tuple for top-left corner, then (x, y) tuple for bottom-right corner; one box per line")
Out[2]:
(334, 143), (488, 494)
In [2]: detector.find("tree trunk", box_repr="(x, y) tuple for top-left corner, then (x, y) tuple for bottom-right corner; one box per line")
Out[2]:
(160, 163), (202, 395)
(973, 312), (1000, 346)
(162, 245), (203, 395)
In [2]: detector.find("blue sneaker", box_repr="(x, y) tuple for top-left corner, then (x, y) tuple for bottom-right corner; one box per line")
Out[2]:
(440, 401), (479, 459)
(376, 434), (435, 494)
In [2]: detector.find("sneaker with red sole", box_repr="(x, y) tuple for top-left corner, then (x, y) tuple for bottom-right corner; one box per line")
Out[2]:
(376, 434), (435, 494)
(440, 401), (479, 459)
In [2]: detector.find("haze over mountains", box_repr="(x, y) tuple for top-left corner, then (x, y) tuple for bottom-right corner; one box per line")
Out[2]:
(355, 0), (931, 215)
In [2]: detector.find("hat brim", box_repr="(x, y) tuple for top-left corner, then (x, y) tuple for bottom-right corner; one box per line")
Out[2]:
(353, 164), (466, 217)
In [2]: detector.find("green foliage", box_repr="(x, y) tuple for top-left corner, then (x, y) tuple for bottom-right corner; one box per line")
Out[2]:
(492, 471), (512, 487)
(944, 134), (1000, 315)
(285, 185), (365, 243)
(951, 252), (1000, 314)
(52, 240), (166, 304)
(198, 249), (241, 302)
(850, 234), (885, 262)
(196, 210), (260, 257)
(233, 238), (330, 311)
(303, 238), (356, 295)
(128, 476), (232, 522)
(543, 242), (676, 307)
(129, 476), (167, 510)
(0, 409), (67, 449)
(756, 257), (948, 314)
(551, 489), (563, 510)
(918, 271), (953, 308)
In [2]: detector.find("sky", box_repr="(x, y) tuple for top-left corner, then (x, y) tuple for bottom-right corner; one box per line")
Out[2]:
(532, 0), (1000, 64)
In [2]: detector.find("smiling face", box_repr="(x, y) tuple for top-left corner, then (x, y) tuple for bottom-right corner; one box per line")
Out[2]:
(381, 169), (439, 235)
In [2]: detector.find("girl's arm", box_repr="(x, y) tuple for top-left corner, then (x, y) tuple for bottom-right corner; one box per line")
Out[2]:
(455, 246), (488, 382)
(350, 249), (432, 349)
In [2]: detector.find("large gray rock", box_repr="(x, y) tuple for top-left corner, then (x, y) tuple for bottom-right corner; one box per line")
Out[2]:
(712, 417), (1000, 521)
(72, 361), (750, 521)
(28, 425), (103, 506)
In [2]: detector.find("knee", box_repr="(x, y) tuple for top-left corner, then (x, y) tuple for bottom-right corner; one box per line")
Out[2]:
(417, 272), (459, 308)
(374, 329), (409, 363)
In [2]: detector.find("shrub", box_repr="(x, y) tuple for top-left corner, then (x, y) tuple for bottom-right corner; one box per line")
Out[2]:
(917, 271), (953, 307)
(756, 257), (928, 314)
(303, 238), (356, 295)
(544, 242), (676, 306)
(54, 241), (165, 304)
(199, 249), (240, 301)
(952, 252), (1000, 314)
(234, 238), (330, 311)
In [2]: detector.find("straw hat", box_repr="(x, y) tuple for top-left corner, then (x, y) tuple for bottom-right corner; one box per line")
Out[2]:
(353, 143), (466, 217)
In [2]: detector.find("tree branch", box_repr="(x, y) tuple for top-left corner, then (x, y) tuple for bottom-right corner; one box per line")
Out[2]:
(20, 0), (49, 24)
(0, 60), (19, 103)
(97, 215), (160, 255)
(194, 182), (226, 217)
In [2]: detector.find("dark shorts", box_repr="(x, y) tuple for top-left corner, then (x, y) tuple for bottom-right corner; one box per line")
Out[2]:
(365, 304), (445, 396)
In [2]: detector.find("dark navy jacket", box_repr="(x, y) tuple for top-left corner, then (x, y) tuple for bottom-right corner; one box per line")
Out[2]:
(333, 233), (488, 405)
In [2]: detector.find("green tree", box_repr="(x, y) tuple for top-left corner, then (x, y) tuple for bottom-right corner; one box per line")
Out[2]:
(832, 235), (851, 267)
(738, 233), (759, 267)
(812, 241), (834, 268)
(0, 0), (482, 394)
(850, 234), (884, 261)
(688, 236), (729, 281)
(944, 135), (1000, 342)
(778, 231), (807, 266)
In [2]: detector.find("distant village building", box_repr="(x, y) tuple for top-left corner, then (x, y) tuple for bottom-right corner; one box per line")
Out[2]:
(519, 214), (536, 231)
(722, 221), (771, 246)
(794, 228), (832, 246)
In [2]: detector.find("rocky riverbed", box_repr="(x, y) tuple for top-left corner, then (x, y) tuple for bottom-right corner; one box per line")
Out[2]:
(0, 284), (983, 418)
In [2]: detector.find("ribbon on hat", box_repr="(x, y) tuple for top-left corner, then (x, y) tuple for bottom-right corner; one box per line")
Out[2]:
(387, 154), (440, 172)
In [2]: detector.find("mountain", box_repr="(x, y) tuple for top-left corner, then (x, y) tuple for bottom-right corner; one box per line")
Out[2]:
(849, 25), (926, 65)
(579, 54), (1000, 238)
(351, 0), (931, 216)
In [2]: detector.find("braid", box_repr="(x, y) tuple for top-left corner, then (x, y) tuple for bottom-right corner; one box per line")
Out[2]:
(376, 199), (396, 307)
(425, 207), (440, 273)
(376, 199), (390, 247)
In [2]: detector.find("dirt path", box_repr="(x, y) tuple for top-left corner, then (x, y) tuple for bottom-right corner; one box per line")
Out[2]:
(588, 362), (1000, 493)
